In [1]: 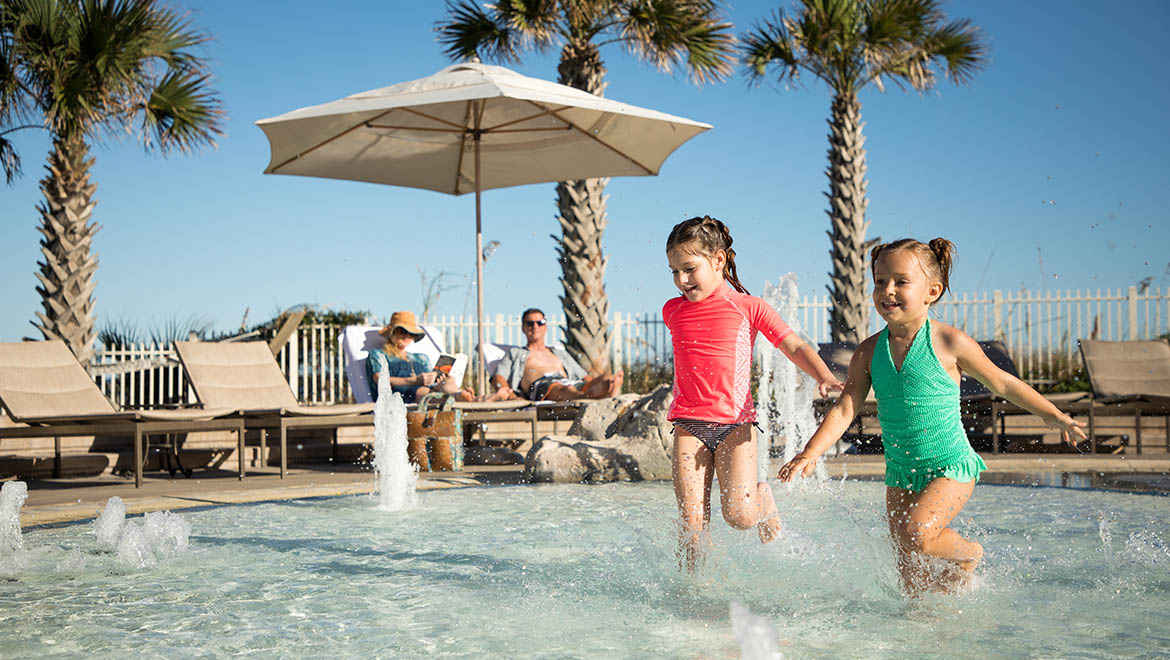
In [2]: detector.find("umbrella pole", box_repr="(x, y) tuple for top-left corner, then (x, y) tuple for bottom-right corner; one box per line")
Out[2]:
(474, 130), (487, 397)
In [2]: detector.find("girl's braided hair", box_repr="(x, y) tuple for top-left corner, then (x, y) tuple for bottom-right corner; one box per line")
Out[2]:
(870, 237), (956, 302)
(665, 215), (749, 294)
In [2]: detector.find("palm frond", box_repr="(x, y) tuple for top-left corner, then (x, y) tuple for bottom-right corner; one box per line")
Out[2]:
(436, 0), (527, 64)
(140, 69), (223, 152)
(495, 0), (561, 48)
(0, 136), (20, 183)
(923, 17), (985, 85)
(617, 0), (735, 84)
(739, 11), (800, 86)
(742, 0), (985, 96)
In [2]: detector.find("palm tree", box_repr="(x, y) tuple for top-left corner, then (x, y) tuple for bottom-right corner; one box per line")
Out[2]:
(438, 0), (734, 376)
(741, 0), (985, 344)
(0, 0), (223, 364)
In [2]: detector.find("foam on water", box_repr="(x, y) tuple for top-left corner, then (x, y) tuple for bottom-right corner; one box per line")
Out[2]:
(371, 362), (418, 511)
(757, 273), (829, 483)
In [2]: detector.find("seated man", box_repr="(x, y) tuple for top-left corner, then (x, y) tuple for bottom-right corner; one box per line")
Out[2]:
(491, 308), (623, 401)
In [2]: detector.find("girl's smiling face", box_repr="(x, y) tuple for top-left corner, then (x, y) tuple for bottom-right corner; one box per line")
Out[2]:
(668, 243), (726, 302)
(872, 249), (943, 324)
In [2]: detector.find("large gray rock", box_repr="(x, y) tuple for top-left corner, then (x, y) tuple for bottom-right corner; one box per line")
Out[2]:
(524, 385), (674, 483)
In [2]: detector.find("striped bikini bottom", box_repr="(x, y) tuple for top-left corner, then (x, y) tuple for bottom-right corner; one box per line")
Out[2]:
(672, 419), (758, 454)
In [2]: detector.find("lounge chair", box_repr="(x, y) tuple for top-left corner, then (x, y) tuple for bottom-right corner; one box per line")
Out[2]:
(1078, 339), (1170, 454)
(174, 340), (374, 477)
(338, 324), (445, 404)
(0, 341), (244, 487)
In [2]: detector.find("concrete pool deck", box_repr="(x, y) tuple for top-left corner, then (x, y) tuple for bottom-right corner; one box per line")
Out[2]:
(12, 454), (1170, 528)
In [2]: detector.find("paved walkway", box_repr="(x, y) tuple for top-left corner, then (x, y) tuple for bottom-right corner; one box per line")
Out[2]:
(12, 455), (1170, 529)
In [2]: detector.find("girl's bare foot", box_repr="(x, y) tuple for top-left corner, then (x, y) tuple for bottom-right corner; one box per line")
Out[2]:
(957, 541), (983, 573)
(756, 481), (782, 544)
(938, 542), (983, 593)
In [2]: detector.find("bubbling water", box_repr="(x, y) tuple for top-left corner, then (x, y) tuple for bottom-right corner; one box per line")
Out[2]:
(757, 273), (829, 483)
(93, 495), (127, 551)
(0, 480), (28, 574)
(114, 510), (192, 569)
(0, 480), (27, 554)
(371, 363), (418, 511)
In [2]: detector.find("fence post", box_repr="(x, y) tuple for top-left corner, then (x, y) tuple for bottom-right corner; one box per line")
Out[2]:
(1128, 285), (1138, 340)
(993, 290), (1004, 342)
(612, 312), (624, 373)
(287, 328), (299, 397)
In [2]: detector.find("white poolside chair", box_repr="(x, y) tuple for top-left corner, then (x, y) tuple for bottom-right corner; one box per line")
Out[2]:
(339, 324), (445, 403)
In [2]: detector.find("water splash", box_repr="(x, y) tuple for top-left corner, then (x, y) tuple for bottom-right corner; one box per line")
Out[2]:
(93, 496), (127, 551)
(1098, 514), (1114, 559)
(0, 481), (28, 574)
(1123, 530), (1169, 566)
(730, 601), (785, 659)
(115, 510), (192, 569)
(757, 273), (828, 483)
(0, 481), (27, 555)
(372, 363), (418, 511)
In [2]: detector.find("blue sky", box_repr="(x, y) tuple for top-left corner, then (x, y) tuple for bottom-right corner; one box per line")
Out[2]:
(2, 1), (1168, 342)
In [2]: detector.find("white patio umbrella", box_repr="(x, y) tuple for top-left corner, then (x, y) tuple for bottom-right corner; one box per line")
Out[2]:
(256, 62), (710, 392)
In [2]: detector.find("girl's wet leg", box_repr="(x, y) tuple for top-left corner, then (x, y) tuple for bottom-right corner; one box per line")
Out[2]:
(673, 430), (713, 572)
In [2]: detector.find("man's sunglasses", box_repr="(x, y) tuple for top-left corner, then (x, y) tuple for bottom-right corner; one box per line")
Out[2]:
(522, 319), (547, 327)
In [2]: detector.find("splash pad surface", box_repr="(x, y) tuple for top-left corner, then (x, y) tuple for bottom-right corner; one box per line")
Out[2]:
(2, 480), (1168, 658)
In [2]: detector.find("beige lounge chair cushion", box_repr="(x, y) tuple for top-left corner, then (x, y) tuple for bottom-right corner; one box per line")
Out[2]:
(176, 340), (302, 411)
(0, 341), (118, 420)
(1080, 339), (1170, 400)
(176, 341), (374, 416)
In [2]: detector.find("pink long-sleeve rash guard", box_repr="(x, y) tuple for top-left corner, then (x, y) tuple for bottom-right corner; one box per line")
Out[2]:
(663, 283), (794, 424)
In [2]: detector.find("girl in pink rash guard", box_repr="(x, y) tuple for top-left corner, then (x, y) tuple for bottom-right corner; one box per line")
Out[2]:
(665, 216), (843, 570)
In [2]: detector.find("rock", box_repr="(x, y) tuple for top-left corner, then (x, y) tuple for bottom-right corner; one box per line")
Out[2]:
(524, 384), (674, 483)
(566, 393), (642, 442)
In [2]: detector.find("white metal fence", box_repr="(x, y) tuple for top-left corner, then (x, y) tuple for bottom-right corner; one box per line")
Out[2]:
(92, 287), (1170, 408)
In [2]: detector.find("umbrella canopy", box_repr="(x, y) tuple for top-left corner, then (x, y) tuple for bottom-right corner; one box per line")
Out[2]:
(256, 62), (711, 391)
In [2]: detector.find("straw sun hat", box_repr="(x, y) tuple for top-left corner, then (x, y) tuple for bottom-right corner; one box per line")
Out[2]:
(379, 311), (425, 341)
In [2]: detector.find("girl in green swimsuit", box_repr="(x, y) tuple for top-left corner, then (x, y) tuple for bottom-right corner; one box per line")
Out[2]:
(778, 238), (1086, 594)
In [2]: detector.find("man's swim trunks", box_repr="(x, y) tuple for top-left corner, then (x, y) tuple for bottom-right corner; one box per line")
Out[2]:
(527, 374), (585, 401)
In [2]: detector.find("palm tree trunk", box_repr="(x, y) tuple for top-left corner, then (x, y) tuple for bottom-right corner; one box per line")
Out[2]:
(825, 92), (872, 345)
(555, 41), (612, 376)
(32, 135), (100, 365)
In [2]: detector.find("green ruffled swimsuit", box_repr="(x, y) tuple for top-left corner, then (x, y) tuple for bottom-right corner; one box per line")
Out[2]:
(872, 318), (986, 492)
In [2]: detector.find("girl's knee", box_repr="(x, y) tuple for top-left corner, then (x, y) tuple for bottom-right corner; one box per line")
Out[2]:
(720, 502), (757, 530)
(722, 509), (756, 530)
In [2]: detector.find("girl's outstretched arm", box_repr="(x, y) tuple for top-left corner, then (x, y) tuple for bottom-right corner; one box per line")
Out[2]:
(779, 337), (876, 482)
(778, 334), (845, 397)
(951, 330), (1088, 445)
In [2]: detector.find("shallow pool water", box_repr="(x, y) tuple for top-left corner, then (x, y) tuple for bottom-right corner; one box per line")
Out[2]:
(2, 481), (1168, 658)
